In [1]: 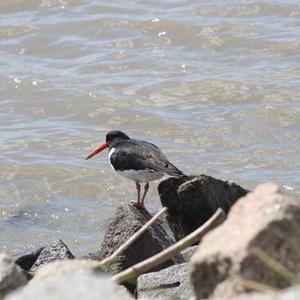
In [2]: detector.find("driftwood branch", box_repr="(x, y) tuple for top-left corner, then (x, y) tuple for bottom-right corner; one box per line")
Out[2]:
(240, 278), (279, 293)
(113, 208), (226, 284)
(99, 207), (168, 267)
(251, 247), (300, 285)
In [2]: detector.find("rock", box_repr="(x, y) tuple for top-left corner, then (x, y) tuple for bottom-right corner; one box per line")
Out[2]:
(232, 285), (300, 300)
(29, 259), (104, 283)
(137, 263), (194, 300)
(29, 240), (75, 272)
(158, 175), (248, 241)
(14, 240), (74, 274)
(0, 253), (28, 298)
(180, 246), (199, 262)
(270, 286), (300, 300)
(6, 260), (133, 300)
(190, 182), (300, 299)
(14, 247), (43, 272)
(85, 204), (182, 272)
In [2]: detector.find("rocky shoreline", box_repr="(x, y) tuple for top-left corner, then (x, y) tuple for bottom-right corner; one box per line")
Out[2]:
(1, 175), (300, 299)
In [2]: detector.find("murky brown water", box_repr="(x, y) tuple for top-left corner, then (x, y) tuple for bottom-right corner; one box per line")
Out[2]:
(1, 0), (300, 256)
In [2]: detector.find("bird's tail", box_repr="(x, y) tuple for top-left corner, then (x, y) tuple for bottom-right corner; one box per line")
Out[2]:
(165, 165), (185, 177)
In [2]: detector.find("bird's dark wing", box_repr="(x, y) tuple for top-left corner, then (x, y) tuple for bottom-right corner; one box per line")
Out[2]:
(110, 140), (183, 176)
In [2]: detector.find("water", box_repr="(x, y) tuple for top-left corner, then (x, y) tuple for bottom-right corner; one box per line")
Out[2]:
(1, 0), (300, 256)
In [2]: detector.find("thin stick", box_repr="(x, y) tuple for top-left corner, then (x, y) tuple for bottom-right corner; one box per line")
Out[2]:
(99, 207), (168, 267)
(113, 208), (226, 284)
(240, 278), (279, 293)
(251, 248), (300, 285)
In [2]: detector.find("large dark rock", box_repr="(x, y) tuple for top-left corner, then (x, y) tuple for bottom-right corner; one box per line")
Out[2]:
(14, 247), (43, 272)
(137, 263), (194, 299)
(158, 174), (248, 240)
(83, 204), (183, 275)
(27, 240), (75, 272)
(0, 253), (28, 299)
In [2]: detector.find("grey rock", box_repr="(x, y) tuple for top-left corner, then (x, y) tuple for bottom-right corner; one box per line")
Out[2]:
(83, 204), (183, 293)
(6, 260), (133, 300)
(0, 253), (28, 299)
(271, 286), (300, 300)
(30, 240), (74, 272)
(180, 246), (199, 262)
(29, 259), (104, 282)
(191, 183), (300, 299)
(230, 285), (300, 300)
(158, 174), (248, 241)
(83, 204), (183, 274)
(14, 247), (43, 271)
(137, 263), (193, 300)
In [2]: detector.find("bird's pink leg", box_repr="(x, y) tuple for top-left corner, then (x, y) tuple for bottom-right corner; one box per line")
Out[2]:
(130, 181), (144, 208)
(140, 182), (149, 207)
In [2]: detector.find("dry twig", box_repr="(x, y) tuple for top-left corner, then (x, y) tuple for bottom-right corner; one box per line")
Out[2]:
(240, 278), (279, 293)
(251, 247), (300, 285)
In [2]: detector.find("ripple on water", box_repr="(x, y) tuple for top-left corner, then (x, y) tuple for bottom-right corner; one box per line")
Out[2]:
(0, 0), (300, 255)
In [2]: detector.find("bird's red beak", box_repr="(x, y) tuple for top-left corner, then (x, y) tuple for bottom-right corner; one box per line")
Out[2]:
(85, 142), (108, 160)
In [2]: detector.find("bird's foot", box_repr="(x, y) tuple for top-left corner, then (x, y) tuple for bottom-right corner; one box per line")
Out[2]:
(129, 201), (145, 209)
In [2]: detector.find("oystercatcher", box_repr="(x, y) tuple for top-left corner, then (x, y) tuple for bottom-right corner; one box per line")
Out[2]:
(85, 130), (183, 208)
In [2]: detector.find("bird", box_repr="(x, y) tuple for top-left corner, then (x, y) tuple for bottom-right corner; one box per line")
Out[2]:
(85, 130), (184, 208)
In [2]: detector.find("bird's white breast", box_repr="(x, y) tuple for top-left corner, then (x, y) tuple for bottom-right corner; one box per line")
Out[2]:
(117, 169), (164, 183)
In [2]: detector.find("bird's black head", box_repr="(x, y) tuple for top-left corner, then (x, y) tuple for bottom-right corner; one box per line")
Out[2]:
(106, 130), (130, 147)
(85, 130), (130, 160)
